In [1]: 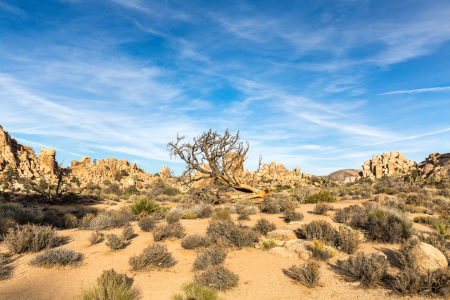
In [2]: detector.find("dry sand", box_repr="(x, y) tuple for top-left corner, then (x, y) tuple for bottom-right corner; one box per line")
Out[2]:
(0, 199), (434, 300)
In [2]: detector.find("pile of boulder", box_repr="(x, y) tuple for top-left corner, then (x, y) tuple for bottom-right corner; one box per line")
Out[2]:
(417, 153), (450, 181)
(360, 151), (417, 179)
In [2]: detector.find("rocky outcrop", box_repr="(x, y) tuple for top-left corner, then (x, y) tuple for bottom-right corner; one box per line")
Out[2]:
(361, 151), (417, 179)
(160, 165), (170, 180)
(417, 153), (450, 180)
(410, 240), (448, 272)
(0, 125), (57, 180)
(241, 161), (310, 187)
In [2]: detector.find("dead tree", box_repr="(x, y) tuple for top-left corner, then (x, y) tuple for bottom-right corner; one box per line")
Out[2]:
(27, 164), (73, 203)
(167, 129), (270, 201)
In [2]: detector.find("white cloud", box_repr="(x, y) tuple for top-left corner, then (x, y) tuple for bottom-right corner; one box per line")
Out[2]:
(379, 86), (450, 95)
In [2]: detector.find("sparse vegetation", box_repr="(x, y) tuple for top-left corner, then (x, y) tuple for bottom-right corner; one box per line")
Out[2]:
(121, 226), (134, 241)
(5, 224), (60, 254)
(194, 246), (227, 270)
(181, 234), (211, 249)
(306, 191), (335, 203)
(341, 252), (389, 288)
(253, 218), (276, 235)
(171, 281), (223, 300)
(89, 230), (103, 245)
(80, 269), (141, 300)
(166, 212), (181, 224)
(285, 260), (321, 288)
(182, 211), (197, 219)
(310, 240), (334, 261)
(196, 265), (239, 291)
(313, 202), (333, 215)
(59, 213), (79, 229)
(30, 248), (81, 268)
(105, 234), (123, 252)
(138, 216), (157, 232)
(153, 223), (186, 241)
(129, 244), (176, 271)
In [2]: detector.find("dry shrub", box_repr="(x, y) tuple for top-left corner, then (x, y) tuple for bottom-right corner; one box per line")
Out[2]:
(260, 201), (280, 214)
(106, 234), (123, 252)
(298, 220), (337, 245)
(138, 216), (157, 232)
(310, 240), (334, 261)
(341, 252), (389, 288)
(392, 268), (425, 295)
(89, 230), (103, 245)
(79, 213), (96, 229)
(285, 260), (321, 288)
(181, 234), (211, 250)
(212, 209), (231, 221)
(349, 204), (414, 243)
(406, 193), (425, 206)
(82, 210), (135, 230)
(30, 248), (81, 268)
(59, 213), (79, 229)
(253, 218), (277, 235)
(5, 224), (60, 254)
(153, 223), (186, 242)
(80, 269), (140, 300)
(237, 207), (250, 221)
(335, 225), (361, 254)
(196, 265), (239, 291)
(171, 281), (222, 300)
(333, 208), (350, 223)
(194, 245), (227, 270)
(206, 220), (259, 249)
(0, 254), (10, 280)
(129, 243), (176, 271)
(314, 203), (333, 215)
(280, 201), (296, 212)
(122, 226), (134, 241)
(197, 205), (213, 219)
(413, 215), (435, 224)
(166, 212), (181, 224)
(283, 211), (303, 222)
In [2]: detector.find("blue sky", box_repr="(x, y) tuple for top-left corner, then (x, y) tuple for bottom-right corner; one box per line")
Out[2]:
(1, 0), (449, 175)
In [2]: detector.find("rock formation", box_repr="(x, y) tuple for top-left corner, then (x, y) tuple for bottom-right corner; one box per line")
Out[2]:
(360, 151), (417, 179)
(242, 161), (310, 187)
(0, 125), (57, 181)
(417, 153), (450, 180)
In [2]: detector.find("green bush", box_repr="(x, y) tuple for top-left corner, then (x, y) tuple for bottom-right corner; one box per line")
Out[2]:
(262, 240), (277, 249)
(80, 269), (140, 300)
(128, 199), (160, 215)
(171, 281), (223, 300)
(306, 191), (335, 203)
(310, 240), (334, 261)
(182, 211), (197, 219)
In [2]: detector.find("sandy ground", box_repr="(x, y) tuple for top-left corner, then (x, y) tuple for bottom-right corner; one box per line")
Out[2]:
(0, 199), (436, 300)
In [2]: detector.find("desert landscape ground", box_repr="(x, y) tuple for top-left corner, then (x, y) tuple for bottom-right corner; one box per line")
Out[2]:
(1, 125), (450, 300)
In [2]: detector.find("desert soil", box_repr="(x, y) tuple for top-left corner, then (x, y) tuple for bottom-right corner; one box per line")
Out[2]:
(0, 199), (434, 300)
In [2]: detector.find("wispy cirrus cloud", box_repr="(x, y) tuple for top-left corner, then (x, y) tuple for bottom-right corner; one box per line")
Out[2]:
(378, 86), (450, 95)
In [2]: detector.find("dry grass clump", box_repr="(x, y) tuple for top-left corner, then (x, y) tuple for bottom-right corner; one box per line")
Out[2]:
(5, 224), (60, 254)
(59, 213), (79, 229)
(181, 234), (211, 250)
(298, 220), (337, 244)
(253, 218), (277, 235)
(80, 269), (141, 300)
(30, 248), (81, 268)
(196, 265), (239, 291)
(106, 234), (123, 252)
(284, 260), (321, 288)
(138, 216), (158, 232)
(80, 209), (134, 230)
(314, 203), (333, 215)
(129, 243), (176, 271)
(260, 199), (280, 214)
(341, 252), (389, 288)
(310, 240), (334, 261)
(171, 281), (223, 300)
(197, 205), (213, 219)
(413, 215), (435, 224)
(283, 211), (304, 222)
(236, 206), (250, 220)
(433, 219), (450, 237)
(153, 223), (186, 242)
(335, 224), (362, 254)
(349, 204), (414, 243)
(166, 212), (181, 224)
(193, 246), (227, 271)
(332, 208), (350, 223)
(89, 230), (103, 245)
(406, 193), (426, 206)
(121, 226), (134, 241)
(211, 209), (231, 221)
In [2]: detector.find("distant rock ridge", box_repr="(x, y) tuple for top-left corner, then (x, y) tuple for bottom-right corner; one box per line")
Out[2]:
(360, 151), (417, 179)
(0, 125), (57, 181)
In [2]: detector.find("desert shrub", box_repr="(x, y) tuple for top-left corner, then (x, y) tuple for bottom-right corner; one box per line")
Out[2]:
(413, 215), (435, 224)
(212, 209), (231, 221)
(306, 191), (335, 203)
(197, 205), (213, 219)
(30, 248), (81, 268)
(194, 246), (227, 270)
(0, 217), (17, 238)
(253, 218), (277, 235)
(68, 206), (89, 219)
(349, 204), (414, 243)
(237, 208), (250, 221)
(341, 252), (389, 288)
(153, 223), (186, 242)
(171, 281), (222, 300)
(122, 226), (134, 241)
(138, 216), (157, 232)
(433, 219), (450, 237)
(406, 193), (425, 206)
(283, 211), (304, 222)
(5, 224), (60, 254)
(0, 205), (42, 225)
(128, 198), (160, 215)
(181, 234), (211, 249)
(59, 213), (79, 229)
(166, 212), (181, 224)
(333, 208), (350, 223)
(79, 213), (96, 229)
(285, 260), (321, 288)
(129, 243), (176, 270)
(334, 225), (361, 254)
(419, 233), (450, 260)
(196, 265), (239, 291)
(392, 268), (425, 295)
(260, 201), (280, 214)
(84, 210), (135, 230)
(80, 269), (140, 300)
(280, 201), (296, 212)
(182, 211), (197, 219)
(298, 220), (337, 245)
(207, 220), (259, 248)
(0, 254), (10, 280)
(89, 230), (103, 245)
(314, 203), (333, 215)
(106, 234), (123, 252)
(396, 237), (421, 270)
(310, 240), (334, 261)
